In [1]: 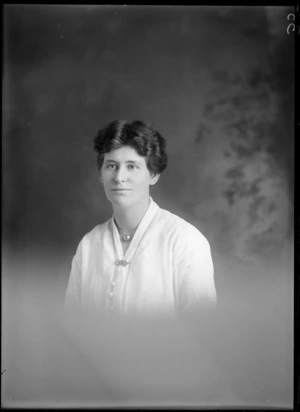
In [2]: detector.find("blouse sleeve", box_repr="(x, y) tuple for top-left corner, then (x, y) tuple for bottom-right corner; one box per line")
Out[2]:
(64, 240), (83, 318)
(173, 227), (217, 313)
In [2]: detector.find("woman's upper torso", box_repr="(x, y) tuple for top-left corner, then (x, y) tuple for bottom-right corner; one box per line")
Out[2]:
(65, 198), (217, 317)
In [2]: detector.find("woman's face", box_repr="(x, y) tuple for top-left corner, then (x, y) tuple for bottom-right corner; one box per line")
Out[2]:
(101, 146), (159, 208)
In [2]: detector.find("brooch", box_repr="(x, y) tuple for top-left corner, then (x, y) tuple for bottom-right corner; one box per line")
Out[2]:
(115, 259), (129, 266)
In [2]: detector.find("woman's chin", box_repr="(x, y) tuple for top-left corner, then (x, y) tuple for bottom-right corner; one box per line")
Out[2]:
(108, 196), (133, 208)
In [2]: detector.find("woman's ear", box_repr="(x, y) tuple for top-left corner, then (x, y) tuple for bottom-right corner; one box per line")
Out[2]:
(98, 172), (102, 184)
(150, 174), (160, 185)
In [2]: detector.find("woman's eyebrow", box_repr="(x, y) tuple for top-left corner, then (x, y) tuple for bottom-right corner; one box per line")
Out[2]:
(104, 159), (142, 165)
(126, 160), (142, 164)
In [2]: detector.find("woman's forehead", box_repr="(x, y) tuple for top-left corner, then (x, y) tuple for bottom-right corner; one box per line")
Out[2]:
(104, 146), (146, 163)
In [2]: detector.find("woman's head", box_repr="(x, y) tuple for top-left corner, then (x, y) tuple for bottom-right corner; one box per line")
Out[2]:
(94, 120), (168, 209)
(93, 120), (168, 175)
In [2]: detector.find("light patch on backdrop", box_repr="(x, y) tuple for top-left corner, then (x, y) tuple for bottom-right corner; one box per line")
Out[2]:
(2, 251), (293, 408)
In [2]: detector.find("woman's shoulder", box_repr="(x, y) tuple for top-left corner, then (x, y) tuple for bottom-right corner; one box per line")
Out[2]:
(158, 207), (210, 247)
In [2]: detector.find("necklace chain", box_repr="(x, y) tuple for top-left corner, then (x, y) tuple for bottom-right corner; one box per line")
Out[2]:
(115, 220), (136, 242)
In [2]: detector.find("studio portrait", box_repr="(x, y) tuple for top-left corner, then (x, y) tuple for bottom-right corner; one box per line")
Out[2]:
(2, 5), (294, 409)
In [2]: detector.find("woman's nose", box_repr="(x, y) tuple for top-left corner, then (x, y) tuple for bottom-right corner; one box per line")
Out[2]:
(114, 167), (128, 183)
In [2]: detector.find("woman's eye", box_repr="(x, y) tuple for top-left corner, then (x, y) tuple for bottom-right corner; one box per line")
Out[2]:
(128, 164), (137, 170)
(107, 164), (116, 169)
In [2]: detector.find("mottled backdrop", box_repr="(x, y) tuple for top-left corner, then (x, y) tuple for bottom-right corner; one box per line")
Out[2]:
(2, 5), (294, 408)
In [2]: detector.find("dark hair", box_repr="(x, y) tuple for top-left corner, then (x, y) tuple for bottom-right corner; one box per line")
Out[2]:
(93, 120), (168, 175)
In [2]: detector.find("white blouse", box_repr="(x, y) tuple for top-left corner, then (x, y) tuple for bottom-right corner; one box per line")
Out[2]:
(65, 198), (217, 317)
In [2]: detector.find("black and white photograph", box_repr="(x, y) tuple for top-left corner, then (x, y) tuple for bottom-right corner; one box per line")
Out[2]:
(2, 4), (295, 409)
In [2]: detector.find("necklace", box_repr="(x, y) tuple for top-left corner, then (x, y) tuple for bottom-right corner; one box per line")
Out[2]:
(120, 232), (133, 242)
(114, 220), (136, 243)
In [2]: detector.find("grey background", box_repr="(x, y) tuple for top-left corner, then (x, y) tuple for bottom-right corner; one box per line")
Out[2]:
(2, 5), (294, 408)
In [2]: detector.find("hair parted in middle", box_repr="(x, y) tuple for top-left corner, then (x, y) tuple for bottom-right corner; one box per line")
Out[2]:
(93, 120), (168, 175)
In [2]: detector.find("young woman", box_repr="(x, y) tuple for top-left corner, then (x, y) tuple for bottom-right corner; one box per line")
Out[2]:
(65, 120), (217, 317)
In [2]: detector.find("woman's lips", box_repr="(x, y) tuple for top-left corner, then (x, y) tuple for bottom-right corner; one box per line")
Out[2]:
(111, 188), (131, 191)
(111, 189), (131, 193)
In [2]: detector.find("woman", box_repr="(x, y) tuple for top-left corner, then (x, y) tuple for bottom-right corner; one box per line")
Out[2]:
(65, 120), (217, 317)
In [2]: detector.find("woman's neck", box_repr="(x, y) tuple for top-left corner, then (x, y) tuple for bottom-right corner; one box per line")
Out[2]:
(113, 196), (151, 232)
